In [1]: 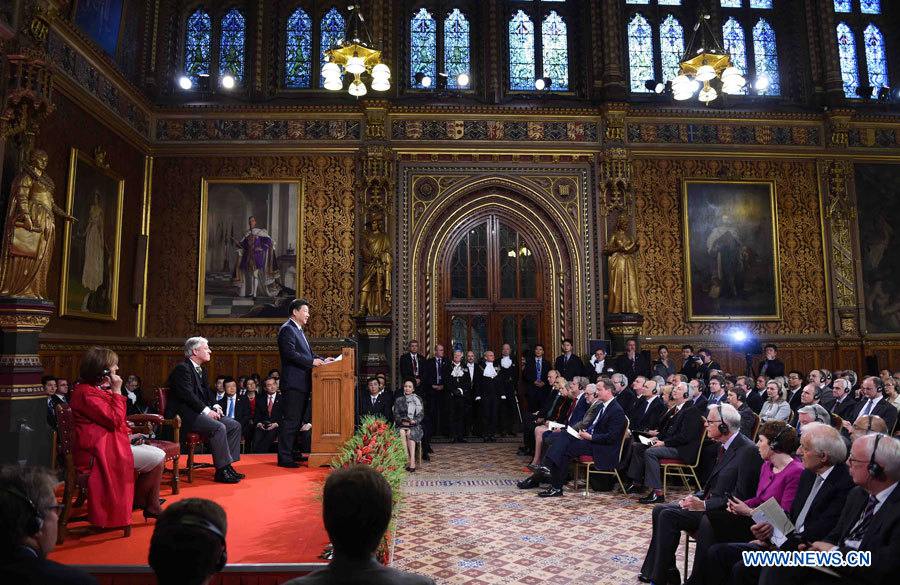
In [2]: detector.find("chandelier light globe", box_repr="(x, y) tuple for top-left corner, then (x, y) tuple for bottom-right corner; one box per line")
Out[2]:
(673, 88), (694, 101)
(695, 64), (717, 82)
(322, 62), (341, 79)
(457, 73), (470, 87)
(324, 75), (344, 91)
(671, 74), (690, 90)
(371, 63), (390, 80)
(370, 75), (390, 92)
(345, 55), (366, 75)
(348, 79), (367, 97)
(698, 86), (718, 104)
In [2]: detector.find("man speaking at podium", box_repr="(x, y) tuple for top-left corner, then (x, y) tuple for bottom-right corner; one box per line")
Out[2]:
(278, 299), (333, 468)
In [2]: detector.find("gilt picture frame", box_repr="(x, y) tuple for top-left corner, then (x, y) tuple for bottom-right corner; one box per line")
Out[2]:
(197, 179), (305, 324)
(682, 180), (781, 321)
(59, 147), (125, 321)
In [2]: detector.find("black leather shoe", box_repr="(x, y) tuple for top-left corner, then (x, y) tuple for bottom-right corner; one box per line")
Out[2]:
(226, 465), (245, 479)
(535, 465), (551, 476)
(526, 463), (539, 471)
(537, 487), (563, 497)
(517, 476), (540, 489)
(277, 461), (300, 468)
(638, 492), (665, 504)
(624, 483), (644, 495)
(214, 468), (240, 483)
(637, 574), (652, 583)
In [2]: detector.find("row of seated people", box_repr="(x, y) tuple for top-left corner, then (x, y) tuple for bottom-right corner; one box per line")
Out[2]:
(515, 369), (900, 585)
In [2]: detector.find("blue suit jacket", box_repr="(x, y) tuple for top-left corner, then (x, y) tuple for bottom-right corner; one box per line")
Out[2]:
(587, 399), (628, 470)
(278, 319), (321, 392)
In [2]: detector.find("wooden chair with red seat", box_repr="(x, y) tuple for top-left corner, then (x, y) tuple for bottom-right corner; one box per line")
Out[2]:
(660, 426), (708, 497)
(54, 403), (131, 544)
(128, 413), (182, 495)
(154, 387), (212, 483)
(573, 418), (631, 495)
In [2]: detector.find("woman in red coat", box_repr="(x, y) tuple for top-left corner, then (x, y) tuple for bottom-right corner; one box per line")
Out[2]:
(70, 347), (164, 529)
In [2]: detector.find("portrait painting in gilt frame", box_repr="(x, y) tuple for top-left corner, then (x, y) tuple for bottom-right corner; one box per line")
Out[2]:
(682, 180), (781, 321)
(59, 147), (125, 321)
(197, 179), (304, 324)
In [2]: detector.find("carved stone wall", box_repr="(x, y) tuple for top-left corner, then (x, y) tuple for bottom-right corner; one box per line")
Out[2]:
(147, 154), (356, 339)
(633, 158), (828, 337)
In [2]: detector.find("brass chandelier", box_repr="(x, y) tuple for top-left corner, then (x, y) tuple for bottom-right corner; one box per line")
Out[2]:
(672, 11), (746, 104)
(323, 5), (390, 97)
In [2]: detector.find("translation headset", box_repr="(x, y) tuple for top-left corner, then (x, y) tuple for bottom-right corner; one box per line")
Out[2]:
(177, 515), (228, 572)
(0, 487), (43, 535)
(769, 425), (788, 452)
(872, 377), (885, 395)
(715, 403), (729, 435)
(868, 434), (886, 480)
(813, 386), (823, 401)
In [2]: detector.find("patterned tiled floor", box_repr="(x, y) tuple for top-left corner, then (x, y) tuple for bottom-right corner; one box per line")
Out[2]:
(393, 442), (692, 585)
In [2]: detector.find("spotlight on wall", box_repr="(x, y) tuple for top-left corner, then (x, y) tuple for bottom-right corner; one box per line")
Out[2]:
(414, 71), (432, 88)
(177, 75), (193, 90)
(221, 73), (236, 89)
(534, 76), (552, 90)
(754, 72), (771, 93)
(456, 72), (470, 88)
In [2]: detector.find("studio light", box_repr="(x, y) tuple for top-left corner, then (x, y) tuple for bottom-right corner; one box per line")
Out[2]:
(414, 71), (432, 88)
(730, 329), (748, 343)
(178, 75), (193, 90)
(534, 76), (552, 90)
(221, 74), (236, 89)
(456, 72), (470, 87)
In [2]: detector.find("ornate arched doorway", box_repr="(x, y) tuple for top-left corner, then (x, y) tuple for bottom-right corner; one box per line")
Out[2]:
(439, 213), (546, 357)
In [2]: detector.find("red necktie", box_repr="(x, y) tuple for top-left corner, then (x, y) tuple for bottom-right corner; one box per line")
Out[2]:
(268, 396), (274, 416)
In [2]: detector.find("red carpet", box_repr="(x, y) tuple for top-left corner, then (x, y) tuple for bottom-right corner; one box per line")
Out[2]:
(49, 455), (331, 583)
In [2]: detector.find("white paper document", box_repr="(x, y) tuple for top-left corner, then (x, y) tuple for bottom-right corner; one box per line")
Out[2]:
(566, 425), (581, 439)
(751, 497), (794, 548)
(547, 421), (565, 430)
(331, 354), (343, 362)
(638, 434), (655, 446)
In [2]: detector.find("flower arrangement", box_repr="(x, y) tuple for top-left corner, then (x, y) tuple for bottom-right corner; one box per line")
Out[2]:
(330, 415), (407, 564)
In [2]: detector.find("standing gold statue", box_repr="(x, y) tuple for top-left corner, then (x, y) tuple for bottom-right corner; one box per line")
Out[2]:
(605, 214), (640, 314)
(0, 149), (75, 298)
(357, 207), (392, 317)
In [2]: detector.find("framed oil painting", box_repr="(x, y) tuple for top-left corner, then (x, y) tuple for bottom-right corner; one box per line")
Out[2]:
(59, 147), (125, 320)
(855, 163), (900, 334)
(197, 179), (304, 323)
(682, 180), (781, 321)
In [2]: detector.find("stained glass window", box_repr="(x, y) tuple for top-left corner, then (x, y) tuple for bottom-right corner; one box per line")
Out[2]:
(752, 18), (780, 95)
(628, 13), (654, 92)
(509, 10), (535, 90)
(750, 0), (773, 7)
(444, 9), (470, 89)
(861, 0), (881, 14)
(836, 23), (859, 97)
(722, 17), (748, 94)
(320, 8), (346, 86)
(184, 9), (211, 84)
(833, 0), (851, 12)
(864, 23), (888, 96)
(660, 15), (684, 82)
(542, 11), (569, 90)
(285, 8), (313, 88)
(721, 0), (742, 7)
(219, 9), (245, 83)
(659, 0), (682, 5)
(410, 8), (437, 88)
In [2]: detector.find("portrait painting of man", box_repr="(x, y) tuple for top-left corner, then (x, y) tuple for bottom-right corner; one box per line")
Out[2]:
(198, 180), (303, 323)
(856, 164), (900, 333)
(682, 180), (781, 321)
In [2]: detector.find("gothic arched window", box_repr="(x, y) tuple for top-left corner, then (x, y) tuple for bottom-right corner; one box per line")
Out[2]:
(444, 9), (471, 89)
(507, 1), (571, 92)
(285, 8), (313, 88)
(410, 8), (438, 88)
(833, 0), (890, 98)
(626, 1), (686, 94)
(319, 7), (346, 85)
(718, 0), (781, 96)
(406, 5), (472, 91)
(219, 8), (246, 83)
(184, 9), (212, 84)
(628, 14), (654, 92)
(723, 17), (749, 95)
(508, 10), (536, 90)
(752, 18), (780, 95)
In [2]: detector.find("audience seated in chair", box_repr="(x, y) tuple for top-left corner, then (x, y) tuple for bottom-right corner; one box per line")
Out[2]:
(149, 498), (228, 585)
(252, 377), (285, 453)
(283, 466), (435, 585)
(726, 386), (758, 438)
(359, 376), (393, 422)
(216, 377), (252, 444)
(0, 465), (97, 585)
(527, 378), (584, 468)
(394, 380), (425, 473)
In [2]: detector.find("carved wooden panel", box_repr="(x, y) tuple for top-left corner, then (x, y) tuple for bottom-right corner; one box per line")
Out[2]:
(633, 158), (827, 337)
(148, 155), (356, 339)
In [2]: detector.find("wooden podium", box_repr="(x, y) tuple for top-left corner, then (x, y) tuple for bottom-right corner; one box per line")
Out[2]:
(308, 347), (356, 467)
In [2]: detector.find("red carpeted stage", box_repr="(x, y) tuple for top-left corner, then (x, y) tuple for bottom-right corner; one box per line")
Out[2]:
(48, 455), (331, 585)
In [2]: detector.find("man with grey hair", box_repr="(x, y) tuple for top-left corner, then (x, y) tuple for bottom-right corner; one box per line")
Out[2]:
(615, 373), (638, 414)
(796, 404), (831, 438)
(708, 422), (855, 584)
(828, 376), (858, 422)
(166, 337), (243, 483)
(759, 433), (900, 585)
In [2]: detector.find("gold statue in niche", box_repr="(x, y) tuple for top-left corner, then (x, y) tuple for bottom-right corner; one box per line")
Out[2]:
(605, 214), (640, 314)
(0, 149), (75, 299)
(357, 206), (392, 317)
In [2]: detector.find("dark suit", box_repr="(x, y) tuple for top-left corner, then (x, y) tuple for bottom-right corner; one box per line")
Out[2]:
(630, 396), (666, 433)
(586, 357), (615, 383)
(47, 394), (67, 430)
(698, 360), (721, 382)
(277, 319), (321, 465)
(689, 393), (708, 414)
(757, 358), (785, 379)
(738, 404), (757, 437)
(497, 355), (519, 434)
(359, 390), (393, 422)
(284, 554), (435, 585)
(398, 352), (426, 386)
(165, 359), (242, 469)
(614, 352), (651, 381)
(639, 403), (706, 490)
(554, 353), (584, 382)
(545, 399), (627, 489)
(709, 464), (855, 585)
(474, 362), (502, 439)
(850, 397), (898, 435)
(640, 432), (762, 584)
(421, 356), (445, 436)
(0, 545), (98, 585)
(615, 387), (638, 416)
(681, 355), (702, 381)
(443, 362), (471, 441)
(522, 356), (550, 412)
(252, 392), (285, 453)
(830, 395), (858, 421)
(787, 387), (804, 413)
(746, 388), (767, 414)
(217, 394), (252, 433)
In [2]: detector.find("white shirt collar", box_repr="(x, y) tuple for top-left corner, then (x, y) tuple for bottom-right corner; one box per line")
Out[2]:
(873, 481), (898, 505)
(817, 465), (835, 481)
(646, 395), (658, 405)
(722, 432), (739, 451)
(867, 395), (883, 406)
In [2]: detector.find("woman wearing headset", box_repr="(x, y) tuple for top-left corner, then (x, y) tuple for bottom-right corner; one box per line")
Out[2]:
(759, 378), (792, 423)
(70, 347), (165, 530)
